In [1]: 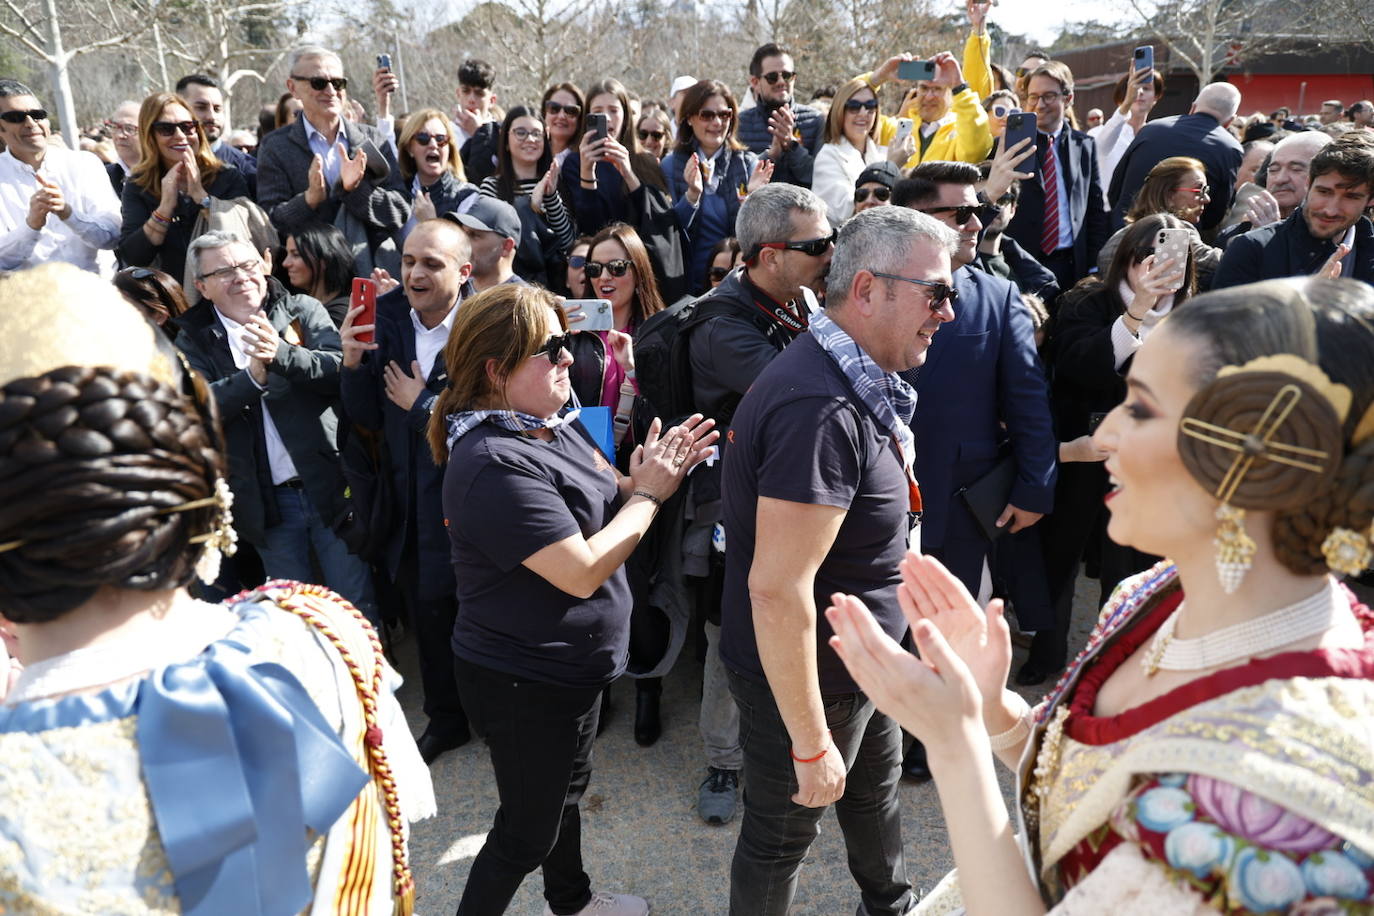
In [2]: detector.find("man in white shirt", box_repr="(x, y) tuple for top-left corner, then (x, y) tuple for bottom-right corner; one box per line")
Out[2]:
(339, 218), (475, 763)
(0, 80), (120, 273)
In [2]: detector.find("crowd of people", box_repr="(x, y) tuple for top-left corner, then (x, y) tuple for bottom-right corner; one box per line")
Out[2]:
(2, 0), (1374, 912)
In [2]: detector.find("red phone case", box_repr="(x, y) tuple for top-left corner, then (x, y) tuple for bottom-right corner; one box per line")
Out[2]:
(351, 277), (377, 343)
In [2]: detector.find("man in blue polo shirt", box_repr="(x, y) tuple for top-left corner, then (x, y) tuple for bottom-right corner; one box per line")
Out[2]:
(719, 206), (959, 915)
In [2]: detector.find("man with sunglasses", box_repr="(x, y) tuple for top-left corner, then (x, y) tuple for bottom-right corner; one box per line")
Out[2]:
(736, 43), (826, 189)
(853, 161), (898, 214)
(719, 206), (960, 915)
(0, 79), (121, 273)
(258, 46), (408, 274)
(176, 74), (258, 195)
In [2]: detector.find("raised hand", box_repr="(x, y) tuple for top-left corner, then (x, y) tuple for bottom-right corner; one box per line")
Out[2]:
(684, 152), (704, 204)
(412, 188), (436, 222)
(339, 302), (379, 369)
(370, 267), (399, 296)
(531, 160), (559, 215)
(983, 136), (1035, 202)
(628, 414), (719, 501)
(338, 142), (368, 193)
(1316, 243), (1352, 280)
(305, 155), (327, 209)
(747, 157), (774, 193)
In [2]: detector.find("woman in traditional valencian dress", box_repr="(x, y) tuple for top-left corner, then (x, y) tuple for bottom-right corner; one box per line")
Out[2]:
(828, 277), (1374, 914)
(0, 263), (434, 914)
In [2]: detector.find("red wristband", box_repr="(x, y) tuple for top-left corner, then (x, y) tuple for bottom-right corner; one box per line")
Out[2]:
(790, 732), (831, 763)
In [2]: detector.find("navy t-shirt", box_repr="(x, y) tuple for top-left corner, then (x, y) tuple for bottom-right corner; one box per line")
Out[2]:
(719, 331), (910, 694)
(442, 420), (630, 687)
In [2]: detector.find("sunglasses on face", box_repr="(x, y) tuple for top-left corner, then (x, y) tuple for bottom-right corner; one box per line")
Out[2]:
(708, 266), (731, 282)
(584, 258), (633, 279)
(512, 126), (544, 142)
(638, 129), (665, 142)
(0, 108), (48, 124)
(855, 186), (892, 204)
(747, 229), (837, 261)
(920, 204), (979, 225)
(568, 254), (588, 270)
(291, 75), (348, 92)
(762, 70), (796, 84)
(414, 131), (448, 146)
(696, 109), (732, 123)
(1176, 185), (1211, 197)
(535, 332), (574, 364)
(152, 120), (199, 138)
(844, 98), (880, 112)
(544, 101), (582, 118)
(870, 271), (959, 311)
(989, 104), (1014, 119)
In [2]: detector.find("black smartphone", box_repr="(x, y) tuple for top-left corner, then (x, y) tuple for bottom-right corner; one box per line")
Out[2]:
(1133, 45), (1153, 76)
(587, 112), (608, 141)
(1003, 111), (1039, 177)
(377, 53), (391, 71)
(897, 60), (937, 81)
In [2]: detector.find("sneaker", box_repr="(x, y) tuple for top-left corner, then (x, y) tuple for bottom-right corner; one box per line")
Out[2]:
(697, 767), (740, 825)
(543, 891), (649, 915)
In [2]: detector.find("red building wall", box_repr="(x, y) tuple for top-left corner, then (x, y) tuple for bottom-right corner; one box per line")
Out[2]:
(1228, 73), (1374, 115)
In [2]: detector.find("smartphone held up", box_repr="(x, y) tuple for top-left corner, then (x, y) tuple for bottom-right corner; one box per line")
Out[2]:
(351, 277), (378, 343)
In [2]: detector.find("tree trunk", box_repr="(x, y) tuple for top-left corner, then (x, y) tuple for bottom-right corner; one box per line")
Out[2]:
(42, 0), (77, 149)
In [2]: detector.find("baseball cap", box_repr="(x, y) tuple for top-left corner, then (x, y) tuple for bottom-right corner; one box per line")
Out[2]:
(671, 76), (698, 98)
(442, 196), (521, 242)
(855, 161), (901, 190)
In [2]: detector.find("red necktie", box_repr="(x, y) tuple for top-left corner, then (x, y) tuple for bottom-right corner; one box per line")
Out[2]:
(1040, 136), (1060, 256)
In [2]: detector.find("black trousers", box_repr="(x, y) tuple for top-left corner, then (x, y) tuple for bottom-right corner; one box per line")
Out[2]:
(398, 544), (467, 733)
(454, 657), (603, 916)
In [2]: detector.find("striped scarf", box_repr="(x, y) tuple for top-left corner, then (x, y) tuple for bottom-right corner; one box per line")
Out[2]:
(809, 311), (917, 470)
(445, 409), (565, 453)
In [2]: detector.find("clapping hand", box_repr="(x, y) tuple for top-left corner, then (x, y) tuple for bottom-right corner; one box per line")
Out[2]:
(370, 267), (400, 296)
(628, 414), (719, 502)
(531, 161), (559, 215)
(766, 104), (796, 158)
(306, 155), (327, 209)
(746, 158), (774, 193)
(1244, 188), (1281, 228)
(338, 143), (368, 193)
(684, 153), (704, 205)
(412, 187), (436, 222)
(1316, 243), (1352, 280)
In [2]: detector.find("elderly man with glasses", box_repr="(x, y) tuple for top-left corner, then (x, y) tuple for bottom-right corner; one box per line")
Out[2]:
(735, 42), (826, 188)
(257, 45), (409, 275)
(174, 229), (377, 621)
(0, 79), (121, 273)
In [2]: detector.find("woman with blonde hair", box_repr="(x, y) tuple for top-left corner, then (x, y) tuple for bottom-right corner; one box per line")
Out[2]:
(813, 76), (906, 223)
(428, 282), (715, 916)
(1098, 155), (1222, 286)
(116, 90), (249, 284)
(397, 107), (478, 237)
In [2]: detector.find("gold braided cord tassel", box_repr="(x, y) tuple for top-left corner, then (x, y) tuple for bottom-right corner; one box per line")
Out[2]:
(1214, 504), (1257, 594)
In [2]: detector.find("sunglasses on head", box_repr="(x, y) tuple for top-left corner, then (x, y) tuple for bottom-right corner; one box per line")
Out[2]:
(535, 332), (574, 364)
(870, 272), (959, 311)
(544, 100), (582, 118)
(920, 204), (979, 225)
(844, 98), (880, 112)
(855, 186), (892, 204)
(152, 120), (199, 138)
(762, 70), (796, 85)
(414, 131), (448, 146)
(291, 75), (348, 92)
(0, 108), (47, 124)
(638, 129), (665, 141)
(584, 258), (633, 279)
(746, 228), (837, 262)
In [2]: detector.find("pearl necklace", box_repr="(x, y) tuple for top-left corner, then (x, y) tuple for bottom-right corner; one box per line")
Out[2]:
(1141, 579), (1346, 676)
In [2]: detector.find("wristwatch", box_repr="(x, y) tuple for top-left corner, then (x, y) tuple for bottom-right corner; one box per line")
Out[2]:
(951, 82), (969, 96)
(199, 195), (211, 209)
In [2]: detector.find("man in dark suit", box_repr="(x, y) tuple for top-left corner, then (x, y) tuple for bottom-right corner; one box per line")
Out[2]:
(257, 46), (409, 274)
(104, 100), (140, 196)
(176, 74), (258, 196)
(893, 161), (1058, 780)
(1213, 135), (1374, 288)
(1004, 61), (1108, 290)
(1108, 82), (1243, 233)
(340, 217), (474, 763)
(174, 229), (376, 620)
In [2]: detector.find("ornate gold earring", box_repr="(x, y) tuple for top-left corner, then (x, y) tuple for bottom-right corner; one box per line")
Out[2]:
(1322, 525), (1373, 578)
(1214, 503), (1257, 594)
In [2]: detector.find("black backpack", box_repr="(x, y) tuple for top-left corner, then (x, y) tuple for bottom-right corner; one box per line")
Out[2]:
(633, 292), (774, 426)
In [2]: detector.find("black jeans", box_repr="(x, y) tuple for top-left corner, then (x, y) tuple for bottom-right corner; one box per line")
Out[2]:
(454, 657), (603, 916)
(727, 671), (912, 916)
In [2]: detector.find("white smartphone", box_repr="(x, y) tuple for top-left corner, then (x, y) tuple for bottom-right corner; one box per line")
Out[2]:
(893, 118), (914, 146)
(563, 298), (615, 332)
(1154, 228), (1191, 290)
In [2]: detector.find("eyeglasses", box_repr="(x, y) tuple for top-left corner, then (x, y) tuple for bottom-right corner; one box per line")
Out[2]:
(584, 258), (633, 279)
(152, 120), (199, 138)
(854, 186), (892, 204)
(762, 70), (796, 84)
(414, 131), (448, 146)
(1026, 91), (1063, 106)
(544, 100), (582, 118)
(870, 271), (959, 311)
(535, 332), (574, 364)
(989, 104), (1014, 119)
(291, 75), (348, 92)
(512, 126), (544, 142)
(844, 98), (880, 112)
(568, 254), (587, 270)
(919, 204), (979, 225)
(638, 129), (665, 142)
(746, 229), (837, 261)
(708, 266), (731, 282)
(107, 120), (138, 137)
(0, 108), (48, 124)
(1176, 185), (1211, 197)
(201, 260), (261, 281)
(696, 109), (732, 123)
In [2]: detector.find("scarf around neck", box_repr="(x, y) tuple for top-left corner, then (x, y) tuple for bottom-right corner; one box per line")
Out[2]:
(809, 310), (917, 469)
(445, 409), (564, 453)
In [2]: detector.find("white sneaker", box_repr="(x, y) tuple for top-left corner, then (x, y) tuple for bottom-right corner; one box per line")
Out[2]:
(543, 891), (650, 916)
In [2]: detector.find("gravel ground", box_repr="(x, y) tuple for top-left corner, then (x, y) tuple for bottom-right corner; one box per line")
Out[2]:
(400, 573), (1104, 915)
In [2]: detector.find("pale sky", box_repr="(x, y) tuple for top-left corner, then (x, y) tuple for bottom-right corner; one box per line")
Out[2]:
(982, 0), (1126, 44)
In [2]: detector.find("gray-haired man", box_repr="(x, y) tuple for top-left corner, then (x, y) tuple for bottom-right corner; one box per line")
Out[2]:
(174, 230), (375, 619)
(719, 206), (958, 915)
